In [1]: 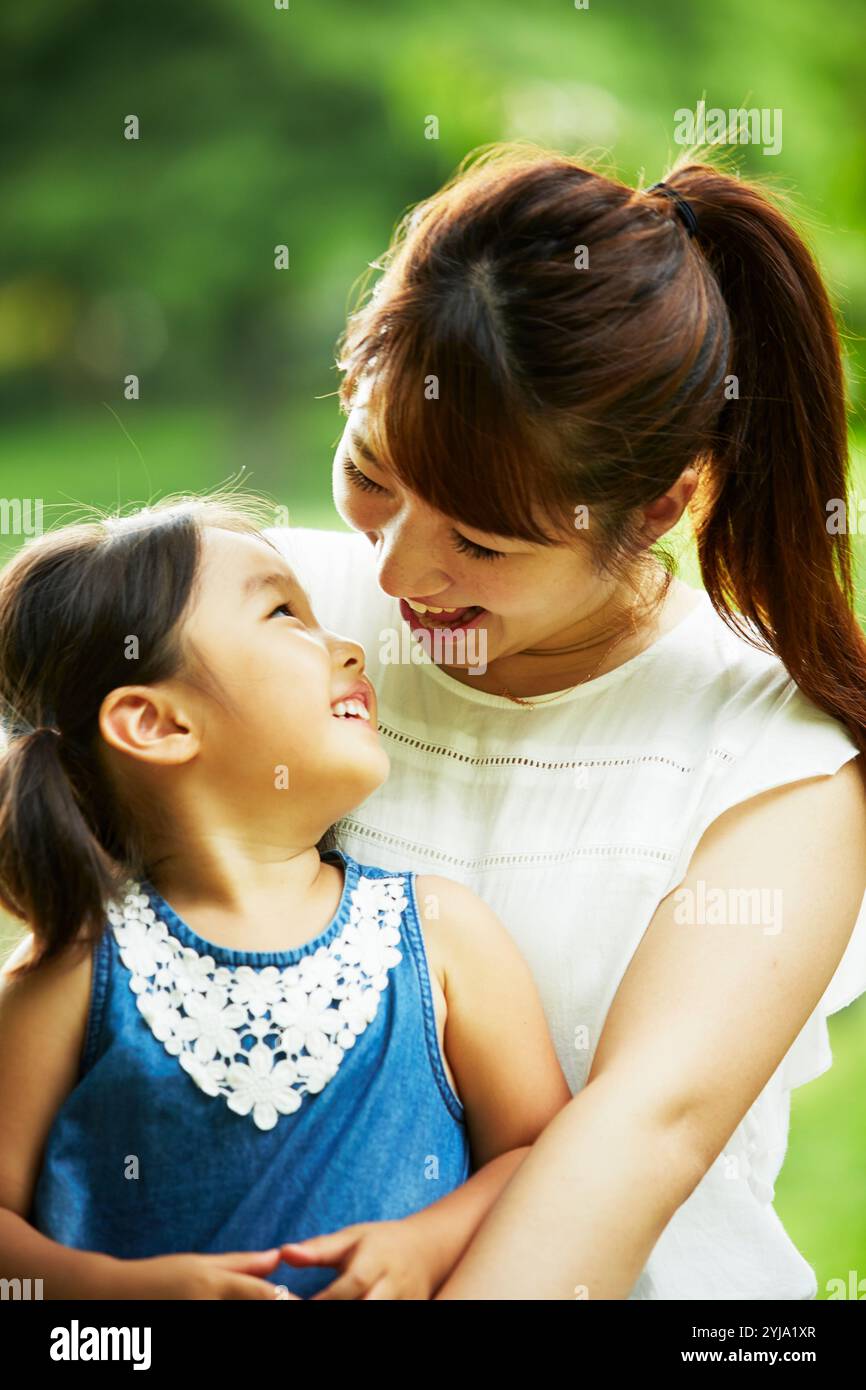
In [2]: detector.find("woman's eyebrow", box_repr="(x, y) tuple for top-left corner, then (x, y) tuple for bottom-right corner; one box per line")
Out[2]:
(349, 430), (385, 467)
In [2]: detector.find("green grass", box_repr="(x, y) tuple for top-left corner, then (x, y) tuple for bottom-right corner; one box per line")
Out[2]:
(775, 997), (866, 1297)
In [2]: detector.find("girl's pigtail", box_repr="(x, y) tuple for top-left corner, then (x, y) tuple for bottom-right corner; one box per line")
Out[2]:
(0, 725), (124, 968)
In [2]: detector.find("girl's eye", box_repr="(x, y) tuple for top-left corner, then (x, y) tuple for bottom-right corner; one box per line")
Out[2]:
(343, 456), (389, 495)
(268, 602), (297, 619)
(452, 531), (504, 562)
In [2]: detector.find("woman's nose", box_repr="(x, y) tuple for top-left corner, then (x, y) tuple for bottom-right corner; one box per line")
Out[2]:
(373, 529), (449, 601)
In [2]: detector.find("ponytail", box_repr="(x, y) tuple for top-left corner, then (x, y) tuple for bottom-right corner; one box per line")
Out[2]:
(669, 163), (866, 760)
(0, 725), (125, 972)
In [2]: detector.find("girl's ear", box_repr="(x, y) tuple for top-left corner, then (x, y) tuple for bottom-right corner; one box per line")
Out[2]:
(636, 466), (699, 547)
(98, 686), (200, 766)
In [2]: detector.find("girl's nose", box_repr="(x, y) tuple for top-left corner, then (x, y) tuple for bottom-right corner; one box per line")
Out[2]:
(327, 631), (366, 674)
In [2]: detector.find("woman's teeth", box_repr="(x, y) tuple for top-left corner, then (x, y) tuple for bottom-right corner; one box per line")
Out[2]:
(404, 599), (480, 625)
(332, 698), (370, 721)
(405, 600), (464, 614)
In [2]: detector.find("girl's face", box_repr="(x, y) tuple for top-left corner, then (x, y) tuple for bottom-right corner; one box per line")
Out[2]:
(177, 527), (390, 832)
(332, 401), (623, 669)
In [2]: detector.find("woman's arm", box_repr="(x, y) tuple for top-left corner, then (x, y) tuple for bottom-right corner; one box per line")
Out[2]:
(435, 757), (866, 1299)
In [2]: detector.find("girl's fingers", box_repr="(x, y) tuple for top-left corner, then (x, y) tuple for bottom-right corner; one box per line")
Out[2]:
(308, 1268), (370, 1301)
(361, 1278), (393, 1301)
(210, 1249), (282, 1272)
(280, 1230), (358, 1266)
(230, 1274), (300, 1300)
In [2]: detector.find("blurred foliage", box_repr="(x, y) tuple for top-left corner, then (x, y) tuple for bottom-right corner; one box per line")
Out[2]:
(0, 0), (865, 519)
(0, 0), (863, 1293)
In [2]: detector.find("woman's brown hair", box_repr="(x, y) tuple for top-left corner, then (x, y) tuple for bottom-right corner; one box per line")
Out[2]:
(336, 142), (866, 760)
(0, 493), (273, 976)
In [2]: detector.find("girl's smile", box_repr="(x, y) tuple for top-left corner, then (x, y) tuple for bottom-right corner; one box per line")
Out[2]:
(330, 679), (375, 725)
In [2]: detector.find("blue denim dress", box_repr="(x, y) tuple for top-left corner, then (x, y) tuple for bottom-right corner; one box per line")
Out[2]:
(29, 850), (470, 1297)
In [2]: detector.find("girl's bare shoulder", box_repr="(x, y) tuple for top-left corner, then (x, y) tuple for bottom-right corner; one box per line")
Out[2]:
(411, 873), (534, 997)
(0, 927), (96, 1215)
(0, 927), (94, 1052)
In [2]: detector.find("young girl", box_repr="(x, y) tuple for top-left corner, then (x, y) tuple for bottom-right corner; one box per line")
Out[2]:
(0, 494), (571, 1300)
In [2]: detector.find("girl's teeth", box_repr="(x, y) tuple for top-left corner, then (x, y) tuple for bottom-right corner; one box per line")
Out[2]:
(332, 698), (370, 721)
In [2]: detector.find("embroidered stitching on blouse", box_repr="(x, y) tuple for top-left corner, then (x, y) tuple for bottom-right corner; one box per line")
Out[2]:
(379, 723), (736, 775)
(108, 875), (406, 1131)
(335, 819), (675, 871)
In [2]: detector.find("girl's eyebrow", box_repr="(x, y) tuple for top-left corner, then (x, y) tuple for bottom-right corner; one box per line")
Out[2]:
(242, 570), (310, 605)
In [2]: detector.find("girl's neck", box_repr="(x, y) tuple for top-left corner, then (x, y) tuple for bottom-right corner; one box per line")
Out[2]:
(144, 840), (345, 953)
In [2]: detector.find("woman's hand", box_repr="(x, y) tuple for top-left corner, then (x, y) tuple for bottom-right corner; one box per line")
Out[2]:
(280, 1220), (436, 1300)
(117, 1247), (298, 1300)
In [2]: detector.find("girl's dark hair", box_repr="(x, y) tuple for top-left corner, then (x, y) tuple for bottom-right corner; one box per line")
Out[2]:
(337, 141), (866, 762)
(0, 493), (273, 976)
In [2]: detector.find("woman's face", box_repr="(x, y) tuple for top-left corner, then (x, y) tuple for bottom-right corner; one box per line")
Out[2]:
(332, 401), (627, 670)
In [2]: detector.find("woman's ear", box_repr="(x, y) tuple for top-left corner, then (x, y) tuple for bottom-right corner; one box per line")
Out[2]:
(637, 466), (699, 547)
(98, 686), (200, 766)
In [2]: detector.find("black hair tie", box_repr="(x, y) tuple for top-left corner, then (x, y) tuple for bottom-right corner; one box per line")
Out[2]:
(647, 181), (699, 238)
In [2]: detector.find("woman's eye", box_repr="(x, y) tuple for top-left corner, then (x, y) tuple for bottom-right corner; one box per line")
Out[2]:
(452, 531), (504, 561)
(343, 456), (389, 495)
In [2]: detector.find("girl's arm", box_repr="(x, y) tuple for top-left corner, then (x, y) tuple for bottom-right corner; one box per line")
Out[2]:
(0, 1208), (285, 1300)
(283, 873), (572, 1297)
(434, 758), (866, 1299)
(0, 935), (285, 1300)
(0, 929), (122, 1291)
(402, 872), (574, 1279)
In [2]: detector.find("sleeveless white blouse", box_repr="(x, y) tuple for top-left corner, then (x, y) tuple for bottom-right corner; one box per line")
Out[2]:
(271, 525), (866, 1300)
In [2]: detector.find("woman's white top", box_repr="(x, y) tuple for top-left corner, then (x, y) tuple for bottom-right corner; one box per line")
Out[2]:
(271, 524), (866, 1300)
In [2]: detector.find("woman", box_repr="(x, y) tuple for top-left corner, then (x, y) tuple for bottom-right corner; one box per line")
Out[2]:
(273, 143), (866, 1299)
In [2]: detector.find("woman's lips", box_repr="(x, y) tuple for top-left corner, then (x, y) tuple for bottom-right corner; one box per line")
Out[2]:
(398, 598), (487, 637)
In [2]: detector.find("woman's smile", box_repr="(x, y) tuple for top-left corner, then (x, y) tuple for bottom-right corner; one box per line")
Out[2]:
(399, 598), (487, 637)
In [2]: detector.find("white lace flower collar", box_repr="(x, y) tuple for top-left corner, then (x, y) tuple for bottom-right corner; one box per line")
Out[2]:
(108, 866), (406, 1131)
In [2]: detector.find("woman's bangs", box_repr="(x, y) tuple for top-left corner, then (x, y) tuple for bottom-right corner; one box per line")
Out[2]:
(360, 349), (567, 546)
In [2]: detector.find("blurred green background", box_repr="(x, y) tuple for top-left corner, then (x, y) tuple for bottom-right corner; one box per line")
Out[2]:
(0, 0), (863, 1296)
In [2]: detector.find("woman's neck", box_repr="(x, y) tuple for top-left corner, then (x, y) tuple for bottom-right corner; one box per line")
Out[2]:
(441, 567), (701, 699)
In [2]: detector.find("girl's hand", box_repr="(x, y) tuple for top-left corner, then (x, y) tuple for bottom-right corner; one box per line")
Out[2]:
(118, 1248), (300, 1300)
(280, 1221), (435, 1300)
